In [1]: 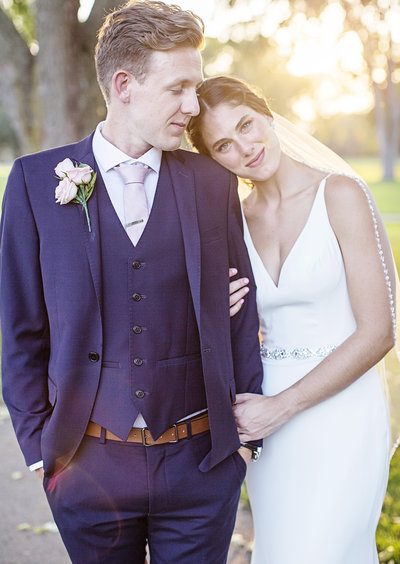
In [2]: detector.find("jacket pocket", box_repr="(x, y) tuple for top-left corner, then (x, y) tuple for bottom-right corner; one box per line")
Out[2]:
(157, 352), (201, 368)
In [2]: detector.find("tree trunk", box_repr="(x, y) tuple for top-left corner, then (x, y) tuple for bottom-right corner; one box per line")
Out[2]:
(34, 0), (82, 149)
(339, 0), (398, 181)
(385, 55), (400, 181)
(372, 82), (391, 180)
(0, 0), (120, 156)
(0, 8), (35, 154)
(371, 73), (399, 182)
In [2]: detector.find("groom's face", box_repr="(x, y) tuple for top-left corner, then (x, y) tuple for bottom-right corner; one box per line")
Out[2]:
(126, 47), (203, 155)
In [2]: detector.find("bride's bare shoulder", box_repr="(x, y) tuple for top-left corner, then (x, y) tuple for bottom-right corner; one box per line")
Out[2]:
(324, 174), (374, 225)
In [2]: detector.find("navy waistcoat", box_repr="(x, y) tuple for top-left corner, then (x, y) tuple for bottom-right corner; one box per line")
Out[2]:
(90, 158), (207, 440)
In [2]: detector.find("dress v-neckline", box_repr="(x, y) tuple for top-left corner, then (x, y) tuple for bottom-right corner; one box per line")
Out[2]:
(243, 176), (328, 289)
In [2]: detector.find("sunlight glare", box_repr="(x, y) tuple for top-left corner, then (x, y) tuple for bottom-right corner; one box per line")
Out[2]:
(388, 8), (400, 42)
(260, 0), (291, 37)
(292, 96), (316, 122)
(205, 49), (234, 76)
(286, 3), (346, 76)
(337, 32), (364, 73)
(372, 68), (387, 84)
(78, 0), (95, 22)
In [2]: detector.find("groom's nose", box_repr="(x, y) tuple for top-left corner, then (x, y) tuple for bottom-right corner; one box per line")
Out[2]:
(181, 88), (200, 116)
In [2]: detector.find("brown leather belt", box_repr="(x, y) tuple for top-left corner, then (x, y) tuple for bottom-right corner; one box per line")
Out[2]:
(85, 413), (209, 446)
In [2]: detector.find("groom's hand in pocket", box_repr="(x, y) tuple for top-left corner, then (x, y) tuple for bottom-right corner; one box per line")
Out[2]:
(35, 467), (45, 483)
(238, 446), (252, 466)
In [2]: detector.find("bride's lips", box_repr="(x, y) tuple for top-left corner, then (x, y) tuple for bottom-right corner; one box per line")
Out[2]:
(246, 147), (265, 168)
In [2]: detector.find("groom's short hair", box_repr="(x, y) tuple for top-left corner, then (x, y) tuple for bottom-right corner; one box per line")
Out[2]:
(95, 0), (205, 103)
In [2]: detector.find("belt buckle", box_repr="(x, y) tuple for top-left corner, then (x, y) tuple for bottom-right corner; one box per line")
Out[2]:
(141, 424), (179, 446)
(168, 424), (179, 443)
(141, 427), (152, 447)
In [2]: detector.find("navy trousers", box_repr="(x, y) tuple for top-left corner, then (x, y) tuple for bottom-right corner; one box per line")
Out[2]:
(43, 430), (246, 563)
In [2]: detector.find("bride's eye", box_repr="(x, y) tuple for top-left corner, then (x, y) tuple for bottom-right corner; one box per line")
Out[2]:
(217, 141), (231, 153)
(241, 120), (252, 133)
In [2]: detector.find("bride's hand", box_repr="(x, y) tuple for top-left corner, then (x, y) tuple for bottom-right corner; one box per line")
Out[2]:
(233, 393), (293, 441)
(229, 268), (249, 317)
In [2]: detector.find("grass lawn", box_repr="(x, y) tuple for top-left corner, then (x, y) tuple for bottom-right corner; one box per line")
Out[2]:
(0, 164), (9, 196)
(1, 157), (400, 560)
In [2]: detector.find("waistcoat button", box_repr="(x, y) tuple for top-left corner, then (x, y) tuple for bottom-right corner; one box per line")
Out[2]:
(132, 261), (142, 270)
(88, 352), (100, 362)
(135, 390), (145, 399)
(133, 325), (142, 334)
(134, 357), (143, 366)
(132, 293), (142, 302)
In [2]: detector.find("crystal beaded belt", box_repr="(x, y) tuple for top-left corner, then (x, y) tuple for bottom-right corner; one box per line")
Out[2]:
(260, 343), (336, 360)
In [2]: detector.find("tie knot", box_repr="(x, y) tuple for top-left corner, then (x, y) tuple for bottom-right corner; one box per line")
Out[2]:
(115, 162), (151, 185)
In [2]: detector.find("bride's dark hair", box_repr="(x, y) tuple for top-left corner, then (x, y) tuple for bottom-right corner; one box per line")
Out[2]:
(187, 76), (273, 157)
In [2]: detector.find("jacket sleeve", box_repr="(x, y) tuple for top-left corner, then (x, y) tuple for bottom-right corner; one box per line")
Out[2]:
(0, 159), (52, 466)
(227, 174), (264, 406)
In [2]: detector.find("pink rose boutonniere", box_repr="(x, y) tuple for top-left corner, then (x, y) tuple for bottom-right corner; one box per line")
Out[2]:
(54, 158), (96, 232)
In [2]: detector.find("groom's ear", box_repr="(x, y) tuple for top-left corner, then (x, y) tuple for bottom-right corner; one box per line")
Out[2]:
(111, 70), (133, 103)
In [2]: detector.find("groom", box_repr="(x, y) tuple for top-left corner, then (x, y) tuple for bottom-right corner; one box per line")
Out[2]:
(0, 1), (262, 562)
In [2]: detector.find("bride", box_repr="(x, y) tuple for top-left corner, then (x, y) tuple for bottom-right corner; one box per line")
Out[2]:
(187, 76), (395, 563)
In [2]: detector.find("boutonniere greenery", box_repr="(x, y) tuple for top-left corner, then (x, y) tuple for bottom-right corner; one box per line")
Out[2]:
(54, 158), (96, 232)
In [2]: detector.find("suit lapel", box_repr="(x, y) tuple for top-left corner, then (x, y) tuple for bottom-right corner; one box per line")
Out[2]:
(70, 144), (202, 323)
(165, 152), (201, 328)
(69, 135), (103, 315)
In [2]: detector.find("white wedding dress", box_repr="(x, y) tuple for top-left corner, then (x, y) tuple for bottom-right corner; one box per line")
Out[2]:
(243, 176), (391, 564)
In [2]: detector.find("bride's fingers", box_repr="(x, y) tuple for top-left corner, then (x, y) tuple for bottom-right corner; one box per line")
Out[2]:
(229, 298), (244, 318)
(229, 270), (249, 317)
(234, 393), (253, 404)
(229, 277), (249, 298)
(229, 286), (249, 308)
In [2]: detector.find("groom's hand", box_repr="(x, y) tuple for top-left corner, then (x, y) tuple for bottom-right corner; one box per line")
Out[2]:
(35, 467), (45, 483)
(238, 446), (252, 466)
(229, 268), (249, 317)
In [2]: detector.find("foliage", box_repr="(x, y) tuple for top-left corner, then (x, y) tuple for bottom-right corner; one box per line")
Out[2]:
(0, 0), (119, 155)
(0, 164), (10, 194)
(0, 0), (35, 46)
(202, 36), (381, 163)
(203, 35), (314, 120)
(377, 448), (400, 563)
(0, 110), (19, 155)
(215, 0), (400, 180)
(385, 225), (400, 272)
(1, 0), (398, 178)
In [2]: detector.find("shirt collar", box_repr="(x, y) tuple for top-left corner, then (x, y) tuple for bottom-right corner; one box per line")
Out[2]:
(92, 121), (162, 174)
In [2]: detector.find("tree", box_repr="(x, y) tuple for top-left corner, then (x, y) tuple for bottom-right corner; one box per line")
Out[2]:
(0, 0), (119, 155)
(340, 0), (400, 180)
(218, 0), (400, 180)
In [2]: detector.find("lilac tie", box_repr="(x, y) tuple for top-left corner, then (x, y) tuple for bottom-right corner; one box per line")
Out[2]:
(115, 162), (151, 245)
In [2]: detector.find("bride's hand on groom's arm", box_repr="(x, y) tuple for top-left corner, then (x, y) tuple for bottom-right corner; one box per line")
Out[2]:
(233, 393), (294, 441)
(229, 268), (249, 317)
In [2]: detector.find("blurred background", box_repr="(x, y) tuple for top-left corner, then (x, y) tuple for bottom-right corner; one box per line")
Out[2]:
(0, 0), (399, 182)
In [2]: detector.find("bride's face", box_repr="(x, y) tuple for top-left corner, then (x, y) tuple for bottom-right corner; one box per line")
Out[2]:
(200, 103), (281, 182)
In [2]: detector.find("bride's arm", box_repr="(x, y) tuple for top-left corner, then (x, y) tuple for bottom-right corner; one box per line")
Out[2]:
(234, 175), (395, 441)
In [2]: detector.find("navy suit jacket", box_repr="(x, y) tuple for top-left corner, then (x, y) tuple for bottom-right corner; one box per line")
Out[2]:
(0, 133), (262, 474)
